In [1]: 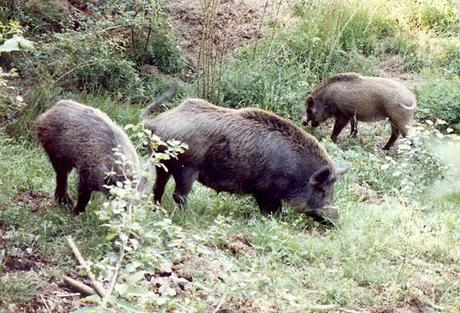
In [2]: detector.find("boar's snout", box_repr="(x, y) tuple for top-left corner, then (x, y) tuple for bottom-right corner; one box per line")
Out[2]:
(305, 205), (339, 225)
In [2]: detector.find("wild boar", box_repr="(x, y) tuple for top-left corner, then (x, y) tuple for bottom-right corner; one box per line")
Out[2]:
(36, 100), (140, 214)
(142, 98), (349, 223)
(302, 73), (417, 150)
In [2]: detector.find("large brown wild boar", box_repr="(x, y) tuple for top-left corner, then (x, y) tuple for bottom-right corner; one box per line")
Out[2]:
(36, 100), (140, 214)
(302, 73), (417, 150)
(142, 98), (349, 223)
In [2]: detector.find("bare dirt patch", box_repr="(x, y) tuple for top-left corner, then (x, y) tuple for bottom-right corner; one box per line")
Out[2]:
(370, 297), (435, 313)
(167, 0), (287, 66)
(12, 190), (53, 213)
(216, 296), (277, 313)
(223, 233), (254, 257)
(12, 280), (84, 313)
(3, 250), (48, 273)
(351, 183), (382, 204)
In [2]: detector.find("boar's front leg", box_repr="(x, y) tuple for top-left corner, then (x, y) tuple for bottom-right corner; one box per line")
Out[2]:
(383, 124), (400, 150)
(254, 194), (282, 215)
(153, 166), (171, 204)
(74, 181), (92, 214)
(172, 167), (198, 208)
(50, 159), (73, 208)
(331, 116), (349, 143)
(54, 168), (74, 208)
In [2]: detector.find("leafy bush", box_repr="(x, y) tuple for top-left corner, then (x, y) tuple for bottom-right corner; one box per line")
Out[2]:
(8, 0), (183, 101)
(415, 77), (460, 128)
(71, 125), (188, 312)
(408, 0), (460, 35)
(0, 21), (34, 126)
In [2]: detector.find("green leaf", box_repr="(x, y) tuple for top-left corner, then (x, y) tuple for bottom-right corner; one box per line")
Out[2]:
(0, 35), (34, 52)
(126, 270), (147, 285)
(125, 286), (156, 297)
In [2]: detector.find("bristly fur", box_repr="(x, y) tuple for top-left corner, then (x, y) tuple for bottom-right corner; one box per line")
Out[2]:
(304, 72), (417, 150)
(141, 98), (341, 222)
(313, 72), (361, 93)
(36, 100), (140, 213)
(238, 108), (333, 164)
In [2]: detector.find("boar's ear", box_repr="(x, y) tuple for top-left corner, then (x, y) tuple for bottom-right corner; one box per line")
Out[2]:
(305, 96), (314, 108)
(309, 166), (333, 186)
(335, 164), (350, 179)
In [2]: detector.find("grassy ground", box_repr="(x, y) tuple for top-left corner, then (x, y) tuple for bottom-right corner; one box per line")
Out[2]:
(1, 0), (459, 312)
(1, 119), (459, 312)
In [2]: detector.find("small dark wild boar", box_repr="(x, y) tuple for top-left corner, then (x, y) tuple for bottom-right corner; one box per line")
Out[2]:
(142, 98), (349, 223)
(302, 73), (417, 150)
(36, 100), (140, 214)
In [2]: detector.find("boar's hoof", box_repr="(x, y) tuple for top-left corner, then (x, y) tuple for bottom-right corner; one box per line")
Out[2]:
(55, 193), (74, 208)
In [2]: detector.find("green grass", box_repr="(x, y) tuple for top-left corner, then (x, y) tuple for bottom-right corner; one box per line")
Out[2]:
(1, 117), (459, 311)
(1, 0), (459, 311)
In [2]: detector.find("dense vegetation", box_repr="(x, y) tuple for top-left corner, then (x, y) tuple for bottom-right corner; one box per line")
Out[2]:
(0, 0), (459, 312)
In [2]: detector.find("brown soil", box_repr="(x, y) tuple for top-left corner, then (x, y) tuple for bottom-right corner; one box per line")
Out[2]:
(167, 0), (286, 67)
(10, 280), (84, 313)
(216, 296), (277, 313)
(223, 233), (254, 257)
(12, 190), (54, 213)
(369, 297), (435, 313)
(3, 250), (47, 273)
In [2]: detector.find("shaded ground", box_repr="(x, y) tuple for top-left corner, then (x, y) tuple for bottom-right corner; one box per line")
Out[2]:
(11, 190), (53, 213)
(1, 279), (83, 313)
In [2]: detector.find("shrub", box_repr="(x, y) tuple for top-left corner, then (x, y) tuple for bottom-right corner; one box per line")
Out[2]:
(415, 77), (460, 128)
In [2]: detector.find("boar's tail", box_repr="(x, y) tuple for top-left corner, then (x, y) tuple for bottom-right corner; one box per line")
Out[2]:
(141, 84), (178, 120)
(398, 99), (417, 110)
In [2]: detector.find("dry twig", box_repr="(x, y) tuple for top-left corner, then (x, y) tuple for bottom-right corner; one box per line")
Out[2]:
(66, 236), (107, 298)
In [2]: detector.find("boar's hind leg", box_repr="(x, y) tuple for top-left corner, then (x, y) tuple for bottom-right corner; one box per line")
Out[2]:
(153, 167), (171, 204)
(383, 124), (400, 150)
(255, 195), (282, 215)
(74, 181), (92, 214)
(331, 116), (349, 143)
(172, 167), (198, 208)
(350, 116), (358, 137)
(51, 160), (73, 208)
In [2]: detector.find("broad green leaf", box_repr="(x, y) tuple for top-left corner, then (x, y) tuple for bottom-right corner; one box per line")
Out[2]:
(0, 35), (34, 52)
(126, 270), (147, 285)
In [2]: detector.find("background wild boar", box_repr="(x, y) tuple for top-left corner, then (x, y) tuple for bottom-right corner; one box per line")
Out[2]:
(36, 100), (140, 214)
(302, 73), (417, 150)
(142, 98), (349, 223)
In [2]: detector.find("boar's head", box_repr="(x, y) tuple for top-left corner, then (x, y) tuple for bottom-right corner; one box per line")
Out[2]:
(290, 165), (349, 225)
(302, 96), (331, 127)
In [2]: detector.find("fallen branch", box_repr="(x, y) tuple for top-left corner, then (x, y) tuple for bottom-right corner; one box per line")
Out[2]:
(40, 294), (51, 313)
(63, 276), (96, 296)
(66, 236), (107, 298)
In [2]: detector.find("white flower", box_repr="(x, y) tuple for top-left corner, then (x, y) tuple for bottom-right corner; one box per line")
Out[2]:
(425, 119), (433, 125)
(16, 95), (23, 102)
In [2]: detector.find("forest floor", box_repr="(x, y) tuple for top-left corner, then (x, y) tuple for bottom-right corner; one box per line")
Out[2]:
(1, 0), (459, 312)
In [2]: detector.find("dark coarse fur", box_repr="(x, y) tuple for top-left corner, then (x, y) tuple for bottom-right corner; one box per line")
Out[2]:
(303, 72), (417, 150)
(143, 98), (348, 223)
(36, 100), (140, 214)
